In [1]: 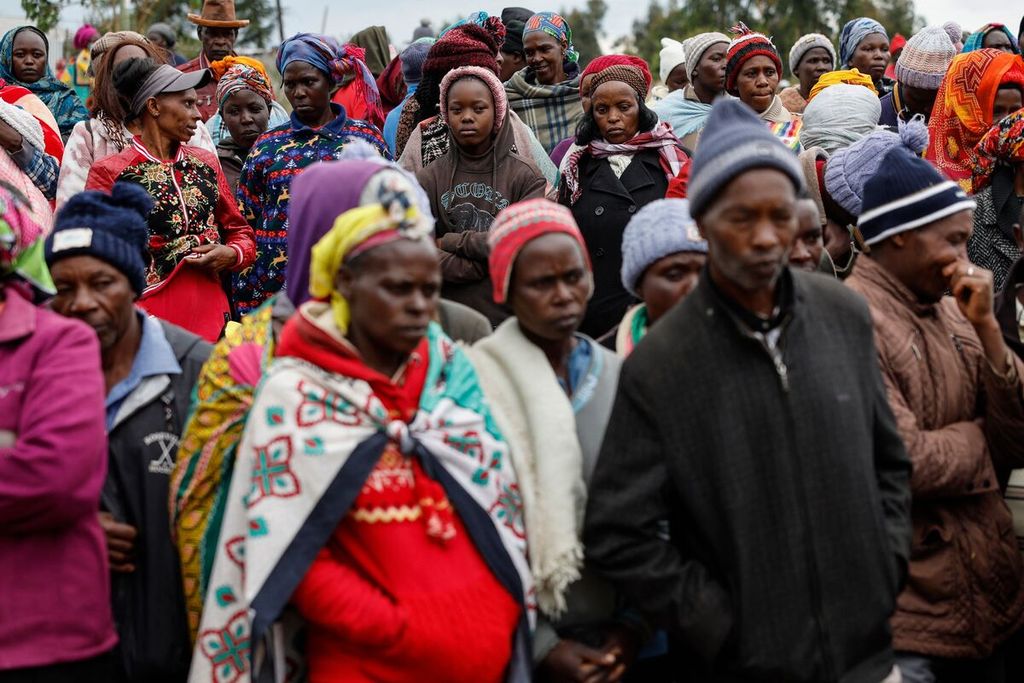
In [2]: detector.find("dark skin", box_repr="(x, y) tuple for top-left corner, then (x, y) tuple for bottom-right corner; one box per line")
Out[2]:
(446, 78), (495, 156)
(870, 210), (1014, 374)
(983, 29), (1015, 53)
(49, 255), (142, 573)
(696, 169), (798, 317)
(823, 216), (854, 270)
(735, 55), (778, 114)
(692, 43), (728, 104)
(140, 88), (238, 271)
(221, 88), (270, 151)
(282, 61), (336, 129)
(789, 200), (825, 272)
(509, 234), (638, 682)
(637, 251), (706, 323)
(500, 50), (527, 82)
(336, 239), (441, 378)
(899, 84), (938, 121)
(795, 47), (833, 100)
(197, 26), (237, 62)
(147, 31), (170, 50)
(525, 32), (568, 86)
(580, 73), (595, 113)
(591, 81), (640, 144)
(993, 86), (1023, 123)
(11, 29), (46, 84)
(849, 33), (889, 83)
(665, 63), (689, 92)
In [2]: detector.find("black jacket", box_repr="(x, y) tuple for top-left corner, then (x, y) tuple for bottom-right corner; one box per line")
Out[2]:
(103, 320), (211, 682)
(559, 149), (668, 338)
(997, 255), (1024, 360)
(584, 269), (912, 682)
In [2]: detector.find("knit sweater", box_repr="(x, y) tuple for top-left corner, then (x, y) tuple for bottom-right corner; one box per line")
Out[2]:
(233, 105), (389, 316)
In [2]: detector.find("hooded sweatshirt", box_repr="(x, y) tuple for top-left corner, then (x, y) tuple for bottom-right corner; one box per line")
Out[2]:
(417, 103), (546, 326)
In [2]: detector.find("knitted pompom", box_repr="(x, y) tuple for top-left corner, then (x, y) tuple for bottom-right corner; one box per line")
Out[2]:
(109, 180), (155, 218)
(898, 115), (929, 155)
(942, 21), (962, 45)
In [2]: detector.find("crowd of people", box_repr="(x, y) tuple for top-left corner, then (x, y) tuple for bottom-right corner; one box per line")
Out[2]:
(3, 0), (1024, 681)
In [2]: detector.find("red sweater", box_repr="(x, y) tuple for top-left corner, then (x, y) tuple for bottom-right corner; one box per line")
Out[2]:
(281, 315), (521, 682)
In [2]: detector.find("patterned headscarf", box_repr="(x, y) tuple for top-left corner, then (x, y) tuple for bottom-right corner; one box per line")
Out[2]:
(807, 68), (878, 101)
(581, 54), (653, 92)
(438, 11), (493, 38)
(926, 49), (1024, 189)
(962, 23), (1021, 54)
(524, 12), (579, 64)
(276, 33), (382, 122)
(969, 108), (1024, 193)
(309, 196), (433, 333)
(216, 62), (275, 108)
(0, 181), (52, 294)
(839, 18), (888, 67)
(589, 64), (650, 99)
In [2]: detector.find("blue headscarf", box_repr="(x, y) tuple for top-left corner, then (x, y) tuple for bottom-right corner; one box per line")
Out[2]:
(276, 32), (381, 122)
(961, 23), (1021, 54)
(438, 11), (493, 39)
(839, 18), (888, 67)
(0, 26), (87, 139)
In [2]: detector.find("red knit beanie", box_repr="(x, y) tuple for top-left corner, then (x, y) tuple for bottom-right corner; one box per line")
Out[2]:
(724, 22), (783, 95)
(422, 21), (504, 77)
(581, 54), (653, 91)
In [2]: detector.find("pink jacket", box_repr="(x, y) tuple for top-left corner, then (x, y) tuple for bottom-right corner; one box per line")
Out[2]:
(0, 284), (116, 670)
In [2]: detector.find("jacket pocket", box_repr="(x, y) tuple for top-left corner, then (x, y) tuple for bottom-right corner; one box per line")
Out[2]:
(900, 524), (957, 616)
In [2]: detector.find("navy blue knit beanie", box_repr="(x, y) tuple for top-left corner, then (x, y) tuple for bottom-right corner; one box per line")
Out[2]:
(45, 182), (153, 294)
(859, 146), (975, 246)
(688, 97), (804, 218)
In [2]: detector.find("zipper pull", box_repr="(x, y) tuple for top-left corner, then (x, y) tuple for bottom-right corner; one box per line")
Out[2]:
(775, 358), (790, 393)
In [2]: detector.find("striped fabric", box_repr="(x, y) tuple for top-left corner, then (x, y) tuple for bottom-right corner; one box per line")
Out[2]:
(504, 66), (584, 153)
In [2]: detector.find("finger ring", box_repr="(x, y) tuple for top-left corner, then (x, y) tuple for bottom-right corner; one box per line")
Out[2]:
(967, 266), (975, 276)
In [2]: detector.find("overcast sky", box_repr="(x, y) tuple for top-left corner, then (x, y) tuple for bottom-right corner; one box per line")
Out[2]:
(0, 0), (1017, 50)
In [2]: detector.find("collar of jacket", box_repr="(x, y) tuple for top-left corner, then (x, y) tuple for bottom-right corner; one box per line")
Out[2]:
(0, 282), (36, 343)
(697, 265), (796, 335)
(854, 254), (938, 317)
(288, 102), (348, 136)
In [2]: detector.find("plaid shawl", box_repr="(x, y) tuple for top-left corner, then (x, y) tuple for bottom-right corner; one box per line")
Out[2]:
(505, 65), (584, 153)
(926, 50), (1024, 190)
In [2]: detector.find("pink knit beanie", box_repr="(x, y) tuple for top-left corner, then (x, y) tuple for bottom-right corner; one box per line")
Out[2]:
(439, 65), (508, 129)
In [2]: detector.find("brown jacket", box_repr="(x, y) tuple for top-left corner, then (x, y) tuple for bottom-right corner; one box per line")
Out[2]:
(847, 256), (1024, 659)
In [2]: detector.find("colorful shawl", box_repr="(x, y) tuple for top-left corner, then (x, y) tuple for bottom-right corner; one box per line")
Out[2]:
(650, 88), (712, 140)
(523, 12), (579, 64)
(0, 27), (88, 139)
(187, 317), (532, 682)
(970, 108), (1024, 193)
(926, 50), (1024, 190)
(505, 64), (584, 153)
(562, 120), (690, 205)
(614, 303), (649, 357)
(761, 95), (802, 152)
(962, 24), (1021, 54)
(0, 179), (51, 293)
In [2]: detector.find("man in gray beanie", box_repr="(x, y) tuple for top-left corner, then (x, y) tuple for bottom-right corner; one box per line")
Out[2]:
(585, 97), (911, 682)
(879, 26), (956, 128)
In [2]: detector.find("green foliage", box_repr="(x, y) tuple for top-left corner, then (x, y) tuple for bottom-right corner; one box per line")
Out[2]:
(21, 0), (65, 33)
(630, 0), (921, 79)
(562, 0), (608, 69)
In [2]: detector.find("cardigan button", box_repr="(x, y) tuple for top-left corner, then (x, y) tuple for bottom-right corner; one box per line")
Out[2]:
(628, 204), (637, 214)
(595, 248), (606, 257)
(595, 206), (604, 216)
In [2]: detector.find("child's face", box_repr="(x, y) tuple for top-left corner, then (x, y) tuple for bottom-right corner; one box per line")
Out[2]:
(446, 78), (496, 154)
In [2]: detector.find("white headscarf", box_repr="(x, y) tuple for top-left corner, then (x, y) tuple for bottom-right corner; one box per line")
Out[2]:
(801, 83), (881, 155)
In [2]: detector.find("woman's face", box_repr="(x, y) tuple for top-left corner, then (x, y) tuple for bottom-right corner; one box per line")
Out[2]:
(591, 81), (640, 144)
(850, 33), (889, 81)
(222, 88), (270, 150)
(983, 29), (1015, 53)
(11, 30), (47, 84)
(150, 89), (200, 143)
(524, 32), (566, 85)
(694, 43), (728, 96)
(735, 55), (779, 113)
(509, 233), (590, 343)
(795, 47), (834, 95)
(446, 77), (495, 155)
(637, 251), (706, 324)
(282, 61), (333, 125)
(993, 86), (1024, 123)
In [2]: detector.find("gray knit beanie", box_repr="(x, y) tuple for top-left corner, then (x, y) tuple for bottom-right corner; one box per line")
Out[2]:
(685, 32), (729, 81)
(789, 33), (836, 75)
(688, 98), (804, 218)
(896, 27), (956, 90)
(621, 198), (707, 296)
(823, 117), (929, 218)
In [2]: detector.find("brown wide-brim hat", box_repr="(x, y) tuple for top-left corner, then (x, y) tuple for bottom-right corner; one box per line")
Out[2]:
(188, 0), (250, 28)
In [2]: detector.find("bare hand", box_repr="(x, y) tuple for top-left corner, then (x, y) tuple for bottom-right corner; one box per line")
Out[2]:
(98, 511), (137, 573)
(541, 639), (616, 683)
(943, 260), (996, 328)
(0, 118), (23, 154)
(598, 626), (640, 682)
(186, 244), (238, 273)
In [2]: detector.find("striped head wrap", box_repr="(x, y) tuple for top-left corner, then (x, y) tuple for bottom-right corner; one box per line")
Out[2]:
(840, 18), (888, 67)
(524, 12), (579, 64)
(277, 33), (382, 122)
(216, 62), (275, 108)
(582, 54), (653, 92)
(962, 23), (1021, 54)
(488, 198), (591, 304)
(589, 64), (650, 98)
(725, 23), (783, 94)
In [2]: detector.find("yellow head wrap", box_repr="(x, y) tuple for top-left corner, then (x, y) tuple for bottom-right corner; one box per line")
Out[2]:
(208, 55), (272, 84)
(808, 68), (878, 102)
(309, 201), (433, 333)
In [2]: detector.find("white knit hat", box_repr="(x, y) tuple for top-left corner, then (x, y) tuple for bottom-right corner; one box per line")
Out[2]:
(0, 100), (43, 153)
(685, 32), (729, 81)
(896, 26), (956, 90)
(789, 33), (836, 75)
(659, 37), (687, 83)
